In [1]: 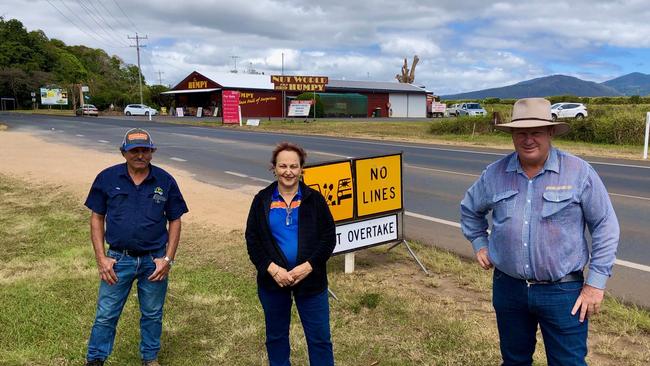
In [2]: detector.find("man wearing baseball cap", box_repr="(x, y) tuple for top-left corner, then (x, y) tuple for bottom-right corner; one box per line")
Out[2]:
(460, 98), (619, 365)
(84, 128), (188, 366)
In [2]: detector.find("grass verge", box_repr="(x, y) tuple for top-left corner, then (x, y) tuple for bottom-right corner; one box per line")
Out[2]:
(0, 174), (649, 365)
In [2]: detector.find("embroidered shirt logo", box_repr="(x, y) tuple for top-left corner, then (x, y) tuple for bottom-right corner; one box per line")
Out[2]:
(153, 187), (166, 204)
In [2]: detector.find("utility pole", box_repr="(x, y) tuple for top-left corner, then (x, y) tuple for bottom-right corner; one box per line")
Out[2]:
(128, 33), (147, 105)
(157, 70), (164, 86)
(281, 52), (285, 119)
(230, 55), (240, 73)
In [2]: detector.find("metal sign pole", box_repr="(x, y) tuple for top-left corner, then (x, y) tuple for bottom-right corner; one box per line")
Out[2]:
(387, 239), (429, 275)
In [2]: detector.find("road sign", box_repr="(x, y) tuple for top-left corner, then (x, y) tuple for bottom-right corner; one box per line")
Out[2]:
(333, 214), (398, 254)
(303, 161), (354, 221)
(354, 154), (402, 217)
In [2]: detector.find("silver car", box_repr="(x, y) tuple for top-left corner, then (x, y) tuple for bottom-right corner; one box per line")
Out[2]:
(457, 103), (487, 117)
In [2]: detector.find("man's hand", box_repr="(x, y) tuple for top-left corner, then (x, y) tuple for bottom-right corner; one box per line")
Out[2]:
(148, 257), (171, 281)
(288, 262), (313, 286)
(97, 255), (118, 285)
(571, 284), (604, 322)
(476, 247), (493, 270)
(268, 262), (294, 287)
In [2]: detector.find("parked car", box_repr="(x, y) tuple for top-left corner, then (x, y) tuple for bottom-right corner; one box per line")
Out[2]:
(456, 103), (487, 117)
(448, 103), (461, 117)
(124, 104), (158, 116)
(75, 104), (99, 117)
(551, 103), (587, 121)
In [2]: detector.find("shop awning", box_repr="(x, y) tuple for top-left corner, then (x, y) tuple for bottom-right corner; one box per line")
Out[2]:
(160, 88), (220, 94)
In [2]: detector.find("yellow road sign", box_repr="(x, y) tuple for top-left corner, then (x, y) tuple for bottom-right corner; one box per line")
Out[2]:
(355, 154), (402, 217)
(303, 161), (354, 222)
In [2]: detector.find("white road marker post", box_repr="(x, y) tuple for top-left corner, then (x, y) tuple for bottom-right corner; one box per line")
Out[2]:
(643, 112), (650, 159)
(344, 253), (355, 273)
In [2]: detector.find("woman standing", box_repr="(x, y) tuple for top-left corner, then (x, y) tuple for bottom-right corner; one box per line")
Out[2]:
(246, 142), (336, 366)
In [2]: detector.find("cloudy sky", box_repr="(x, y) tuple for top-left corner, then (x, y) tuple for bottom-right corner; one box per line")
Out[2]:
(3, 0), (650, 94)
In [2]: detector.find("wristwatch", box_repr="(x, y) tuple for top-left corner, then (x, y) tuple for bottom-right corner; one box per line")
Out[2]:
(163, 256), (175, 267)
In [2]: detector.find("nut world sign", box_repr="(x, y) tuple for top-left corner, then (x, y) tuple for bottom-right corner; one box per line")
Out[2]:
(303, 153), (403, 255)
(271, 75), (328, 92)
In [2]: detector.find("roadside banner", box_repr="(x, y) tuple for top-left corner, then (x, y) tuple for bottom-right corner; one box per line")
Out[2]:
(303, 153), (403, 254)
(40, 88), (68, 105)
(288, 100), (312, 117)
(222, 90), (241, 124)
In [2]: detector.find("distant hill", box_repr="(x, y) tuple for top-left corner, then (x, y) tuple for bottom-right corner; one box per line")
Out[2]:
(601, 72), (650, 96)
(441, 74), (623, 100)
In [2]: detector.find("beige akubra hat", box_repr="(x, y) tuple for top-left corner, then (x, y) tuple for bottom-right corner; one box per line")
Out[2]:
(495, 97), (570, 136)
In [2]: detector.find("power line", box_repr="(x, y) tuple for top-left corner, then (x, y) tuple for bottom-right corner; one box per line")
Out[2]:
(73, 0), (130, 47)
(59, 0), (127, 48)
(95, 0), (133, 33)
(59, 0), (119, 46)
(45, 0), (124, 49)
(112, 0), (140, 34)
(81, 0), (130, 45)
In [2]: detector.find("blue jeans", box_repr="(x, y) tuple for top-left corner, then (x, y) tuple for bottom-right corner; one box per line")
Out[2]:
(258, 287), (334, 366)
(492, 269), (588, 366)
(86, 248), (168, 362)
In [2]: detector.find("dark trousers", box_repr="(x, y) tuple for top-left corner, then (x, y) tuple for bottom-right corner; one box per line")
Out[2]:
(492, 269), (588, 366)
(258, 287), (334, 366)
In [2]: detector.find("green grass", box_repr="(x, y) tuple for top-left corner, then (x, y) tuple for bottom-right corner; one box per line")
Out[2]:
(7, 109), (74, 116)
(0, 174), (649, 365)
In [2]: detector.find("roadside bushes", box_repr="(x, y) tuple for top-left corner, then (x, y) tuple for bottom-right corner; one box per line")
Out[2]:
(429, 114), (494, 135)
(563, 107), (647, 145)
(430, 103), (648, 145)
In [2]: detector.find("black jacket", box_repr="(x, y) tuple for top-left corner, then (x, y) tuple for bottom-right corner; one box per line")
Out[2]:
(245, 181), (336, 297)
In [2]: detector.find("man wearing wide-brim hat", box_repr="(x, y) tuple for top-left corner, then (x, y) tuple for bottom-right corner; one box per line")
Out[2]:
(460, 98), (619, 365)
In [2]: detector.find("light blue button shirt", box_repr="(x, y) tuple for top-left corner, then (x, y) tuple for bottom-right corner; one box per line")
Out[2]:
(460, 148), (619, 289)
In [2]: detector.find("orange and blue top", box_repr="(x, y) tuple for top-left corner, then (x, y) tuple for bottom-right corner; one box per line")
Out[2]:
(269, 187), (302, 268)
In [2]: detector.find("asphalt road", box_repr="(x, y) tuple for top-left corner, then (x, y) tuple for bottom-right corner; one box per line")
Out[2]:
(3, 113), (650, 306)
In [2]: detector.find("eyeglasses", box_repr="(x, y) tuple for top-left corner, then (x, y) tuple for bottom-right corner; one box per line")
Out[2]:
(285, 206), (293, 226)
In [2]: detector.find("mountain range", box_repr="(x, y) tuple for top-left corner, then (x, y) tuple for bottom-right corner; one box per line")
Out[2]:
(440, 72), (650, 100)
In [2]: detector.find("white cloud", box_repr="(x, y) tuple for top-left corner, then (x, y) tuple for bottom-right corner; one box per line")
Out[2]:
(2, 0), (649, 93)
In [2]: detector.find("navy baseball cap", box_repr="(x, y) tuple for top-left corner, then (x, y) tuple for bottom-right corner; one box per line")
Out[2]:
(120, 128), (156, 151)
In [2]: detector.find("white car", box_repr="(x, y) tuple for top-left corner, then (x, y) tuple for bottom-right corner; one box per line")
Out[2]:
(551, 103), (587, 121)
(124, 104), (158, 116)
(456, 103), (487, 117)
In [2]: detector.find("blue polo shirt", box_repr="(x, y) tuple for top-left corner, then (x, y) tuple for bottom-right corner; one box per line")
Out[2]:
(85, 163), (189, 251)
(269, 187), (301, 269)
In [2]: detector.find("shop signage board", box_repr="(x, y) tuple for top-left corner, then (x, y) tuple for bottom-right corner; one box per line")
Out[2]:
(222, 90), (241, 124)
(40, 88), (68, 105)
(288, 100), (312, 117)
(271, 75), (328, 92)
(303, 153), (403, 255)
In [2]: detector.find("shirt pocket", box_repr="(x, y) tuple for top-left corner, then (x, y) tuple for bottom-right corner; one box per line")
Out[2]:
(541, 191), (575, 222)
(147, 193), (166, 222)
(491, 190), (518, 223)
(107, 189), (129, 218)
